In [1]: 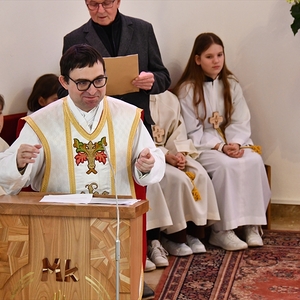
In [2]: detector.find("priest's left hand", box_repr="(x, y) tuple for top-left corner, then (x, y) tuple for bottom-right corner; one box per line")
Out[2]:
(136, 148), (155, 173)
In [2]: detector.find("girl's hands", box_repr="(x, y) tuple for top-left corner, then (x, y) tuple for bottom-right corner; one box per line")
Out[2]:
(223, 143), (244, 158)
(165, 152), (186, 170)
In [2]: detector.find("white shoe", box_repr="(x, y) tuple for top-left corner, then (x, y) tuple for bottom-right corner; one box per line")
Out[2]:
(186, 235), (206, 253)
(147, 240), (169, 267)
(244, 225), (263, 247)
(161, 236), (193, 256)
(145, 257), (156, 272)
(209, 230), (248, 251)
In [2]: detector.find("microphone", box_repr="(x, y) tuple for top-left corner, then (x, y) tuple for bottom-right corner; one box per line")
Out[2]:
(102, 143), (120, 300)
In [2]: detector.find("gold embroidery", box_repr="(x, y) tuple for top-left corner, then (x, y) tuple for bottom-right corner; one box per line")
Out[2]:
(85, 183), (99, 194)
(209, 111), (223, 129)
(152, 125), (165, 143)
(73, 137), (107, 174)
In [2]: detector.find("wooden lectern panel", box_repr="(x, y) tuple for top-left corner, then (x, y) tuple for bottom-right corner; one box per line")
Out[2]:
(0, 215), (29, 289)
(0, 194), (148, 300)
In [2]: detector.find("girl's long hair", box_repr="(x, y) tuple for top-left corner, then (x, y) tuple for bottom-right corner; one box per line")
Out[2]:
(173, 32), (236, 129)
(27, 74), (59, 112)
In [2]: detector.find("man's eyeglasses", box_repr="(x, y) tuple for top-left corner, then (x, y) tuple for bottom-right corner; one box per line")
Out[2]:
(86, 0), (115, 11)
(68, 76), (108, 91)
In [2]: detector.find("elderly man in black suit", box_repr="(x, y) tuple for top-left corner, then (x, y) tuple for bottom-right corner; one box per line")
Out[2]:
(62, 0), (171, 135)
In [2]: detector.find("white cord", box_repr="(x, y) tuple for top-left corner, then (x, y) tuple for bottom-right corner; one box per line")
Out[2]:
(103, 144), (120, 300)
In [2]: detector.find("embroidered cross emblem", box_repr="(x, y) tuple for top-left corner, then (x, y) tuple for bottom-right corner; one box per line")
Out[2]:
(73, 137), (107, 174)
(209, 111), (223, 129)
(152, 125), (165, 143)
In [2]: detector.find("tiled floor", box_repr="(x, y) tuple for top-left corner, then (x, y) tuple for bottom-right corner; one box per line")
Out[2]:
(144, 204), (300, 293)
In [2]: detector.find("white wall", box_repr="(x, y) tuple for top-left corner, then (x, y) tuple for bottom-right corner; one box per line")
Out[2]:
(0, 0), (299, 205)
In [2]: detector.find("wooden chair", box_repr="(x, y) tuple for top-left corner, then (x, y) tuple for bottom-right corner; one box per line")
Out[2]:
(264, 164), (272, 229)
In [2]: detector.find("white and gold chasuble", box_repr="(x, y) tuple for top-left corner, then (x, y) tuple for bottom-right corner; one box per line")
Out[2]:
(24, 97), (141, 196)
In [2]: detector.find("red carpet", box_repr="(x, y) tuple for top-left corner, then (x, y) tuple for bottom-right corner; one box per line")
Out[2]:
(155, 230), (300, 300)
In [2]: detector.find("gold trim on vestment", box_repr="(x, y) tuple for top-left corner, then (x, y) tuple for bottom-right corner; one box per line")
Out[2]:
(127, 108), (142, 198)
(63, 97), (114, 193)
(63, 98), (106, 141)
(63, 100), (76, 193)
(105, 98), (116, 195)
(24, 116), (52, 192)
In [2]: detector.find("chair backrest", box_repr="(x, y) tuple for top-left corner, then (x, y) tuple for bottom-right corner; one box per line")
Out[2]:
(16, 118), (26, 138)
(0, 112), (26, 145)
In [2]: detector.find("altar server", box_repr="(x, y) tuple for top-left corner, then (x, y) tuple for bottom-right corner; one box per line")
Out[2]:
(146, 90), (219, 265)
(173, 33), (271, 251)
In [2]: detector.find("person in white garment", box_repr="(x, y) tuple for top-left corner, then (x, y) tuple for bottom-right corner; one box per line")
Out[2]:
(173, 33), (271, 251)
(0, 95), (9, 153)
(0, 94), (9, 195)
(0, 44), (165, 198)
(145, 91), (220, 271)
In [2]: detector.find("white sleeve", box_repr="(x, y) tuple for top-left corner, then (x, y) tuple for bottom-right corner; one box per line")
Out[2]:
(224, 81), (252, 145)
(179, 86), (204, 150)
(132, 120), (165, 186)
(0, 123), (45, 194)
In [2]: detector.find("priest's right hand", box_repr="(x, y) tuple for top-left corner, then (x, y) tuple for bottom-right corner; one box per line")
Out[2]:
(17, 144), (42, 170)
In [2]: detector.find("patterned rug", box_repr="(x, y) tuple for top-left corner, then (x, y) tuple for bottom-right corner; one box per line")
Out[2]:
(155, 230), (300, 300)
